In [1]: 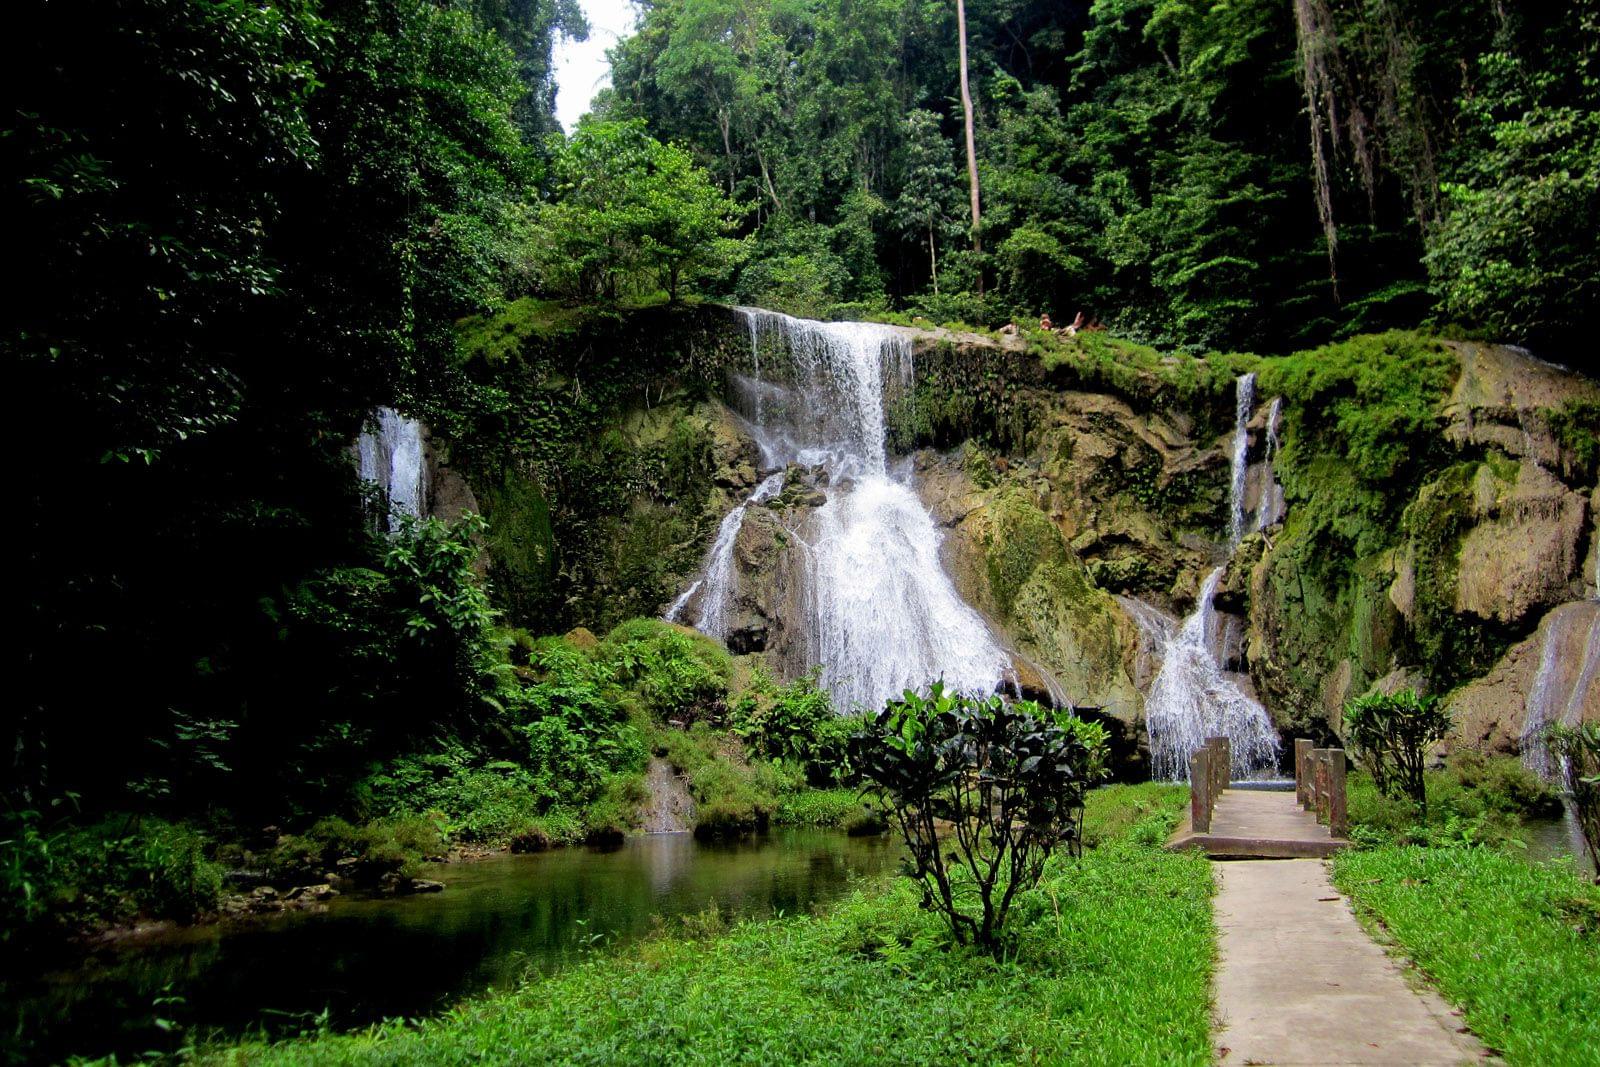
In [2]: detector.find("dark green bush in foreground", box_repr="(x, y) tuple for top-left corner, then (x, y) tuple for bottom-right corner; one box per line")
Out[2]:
(850, 684), (1106, 949)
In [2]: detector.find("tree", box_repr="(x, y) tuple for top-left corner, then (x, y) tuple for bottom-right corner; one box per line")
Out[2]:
(636, 141), (748, 300)
(956, 0), (984, 294)
(533, 120), (743, 301)
(850, 684), (1101, 950)
(894, 110), (962, 294)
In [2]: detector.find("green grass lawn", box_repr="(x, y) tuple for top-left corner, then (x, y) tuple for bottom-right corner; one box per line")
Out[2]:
(201, 784), (1212, 1066)
(1333, 846), (1600, 1066)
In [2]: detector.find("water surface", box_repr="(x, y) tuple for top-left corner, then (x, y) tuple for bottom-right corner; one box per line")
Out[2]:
(3, 829), (898, 1064)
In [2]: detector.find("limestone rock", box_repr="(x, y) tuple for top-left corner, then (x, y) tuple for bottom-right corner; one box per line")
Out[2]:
(1449, 599), (1600, 754)
(1454, 459), (1589, 625)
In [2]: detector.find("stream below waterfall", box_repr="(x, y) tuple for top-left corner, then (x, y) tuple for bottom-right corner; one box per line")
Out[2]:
(2, 831), (898, 1065)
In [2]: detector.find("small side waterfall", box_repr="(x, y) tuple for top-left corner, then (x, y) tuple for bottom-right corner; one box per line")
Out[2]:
(666, 307), (1010, 712)
(1229, 373), (1256, 541)
(1521, 605), (1600, 779)
(665, 472), (785, 637)
(1256, 396), (1286, 533)
(1137, 373), (1281, 781)
(356, 407), (428, 531)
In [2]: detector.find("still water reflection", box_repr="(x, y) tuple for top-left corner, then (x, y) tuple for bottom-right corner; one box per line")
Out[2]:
(3, 829), (898, 1064)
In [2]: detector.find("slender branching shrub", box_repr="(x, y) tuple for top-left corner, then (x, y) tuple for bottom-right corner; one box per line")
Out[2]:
(849, 683), (1102, 950)
(1344, 689), (1450, 815)
(1549, 723), (1600, 876)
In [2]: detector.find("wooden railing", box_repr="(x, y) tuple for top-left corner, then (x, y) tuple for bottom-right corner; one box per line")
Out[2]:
(1189, 736), (1232, 833)
(1294, 739), (1348, 837)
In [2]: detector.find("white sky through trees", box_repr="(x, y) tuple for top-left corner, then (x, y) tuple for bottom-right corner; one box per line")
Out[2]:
(553, 0), (637, 131)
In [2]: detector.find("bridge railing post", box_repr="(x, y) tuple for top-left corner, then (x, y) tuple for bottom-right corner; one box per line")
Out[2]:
(1206, 735), (1231, 792)
(1190, 747), (1213, 833)
(1327, 748), (1348, 837)
(1294, 739), (1313, 808)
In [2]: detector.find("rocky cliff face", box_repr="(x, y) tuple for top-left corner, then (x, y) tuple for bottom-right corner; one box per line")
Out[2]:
(689, 318), (1598, 762)
(454, 305), (1598, 764)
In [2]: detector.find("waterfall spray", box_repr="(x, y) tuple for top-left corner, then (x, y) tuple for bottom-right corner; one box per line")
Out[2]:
(356, 407), (428, 531)
(1138, 373), (1281, 781)
(666, 308), (1008, 712)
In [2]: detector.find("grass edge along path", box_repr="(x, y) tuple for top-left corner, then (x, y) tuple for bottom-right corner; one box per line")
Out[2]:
(201, 785), (1213, 1066)
(1332, 845), (1600, 1066)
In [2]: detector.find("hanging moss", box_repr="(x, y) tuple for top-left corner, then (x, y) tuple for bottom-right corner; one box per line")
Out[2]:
(1402, 461), (1514, 691)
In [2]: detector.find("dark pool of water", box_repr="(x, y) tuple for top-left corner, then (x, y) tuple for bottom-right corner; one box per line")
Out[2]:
(2, 829), (899, 1065)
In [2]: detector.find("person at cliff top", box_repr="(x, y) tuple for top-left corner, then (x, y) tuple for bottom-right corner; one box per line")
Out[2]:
(1039, 312), (1053, 330)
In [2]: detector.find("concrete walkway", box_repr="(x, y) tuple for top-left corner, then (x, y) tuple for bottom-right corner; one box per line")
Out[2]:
(1171, 789), (1351, 858)
(1213, 859), (1488, 1065)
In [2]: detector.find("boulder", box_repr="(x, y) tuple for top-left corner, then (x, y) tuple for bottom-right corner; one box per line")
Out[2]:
(1454, 460), (1589, 626)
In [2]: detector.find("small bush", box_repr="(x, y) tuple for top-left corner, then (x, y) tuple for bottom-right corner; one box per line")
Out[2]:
(1344, 689), (1450, 814)
(1549, 723), (1600, 874)
(850, 684), (1099, 949)
(730, 667), (860, 785)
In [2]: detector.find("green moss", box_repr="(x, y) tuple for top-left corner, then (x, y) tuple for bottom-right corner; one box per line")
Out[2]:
(1402, 461), (1511, 690)
(1547, 398), (1600, 476)
(984, 489), (1067, 618)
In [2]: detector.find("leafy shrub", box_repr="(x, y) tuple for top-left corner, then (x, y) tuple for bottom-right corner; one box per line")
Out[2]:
(1343, 689), (1450, 814)
(0, 807), (59, 937)
(583, 774), (648, 843)
(1549, 723), (1600, 874)
(2, 812), (226, 936)
(849, 684), (1098, 949)
(266, 815), (443, 886)
(655, 724), (790, 839)
(1345, 753), (1559, 849)
(598, 619), (732, 722)
(730, 667), (860, 785)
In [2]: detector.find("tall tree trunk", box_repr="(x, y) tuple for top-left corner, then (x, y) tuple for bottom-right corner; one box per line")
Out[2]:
(929, 225), (939, 295)
(956, 0), (983, 296)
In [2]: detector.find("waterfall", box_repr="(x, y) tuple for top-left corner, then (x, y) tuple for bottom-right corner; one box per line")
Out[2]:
(1229, 373), (1256, 542)
(669, 307), (1009, 712)
(1257, 396), (1286, 532)
(356, 407), (428, 532)
(1521, 605), (1600, 780)
(1142, 569), (1282, 780)
(665, 472), (785, 636)
(1138, 373), (1281, 781)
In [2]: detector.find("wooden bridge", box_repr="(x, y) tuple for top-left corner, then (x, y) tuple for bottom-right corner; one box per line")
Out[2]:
(1167, 737), (1352, 858)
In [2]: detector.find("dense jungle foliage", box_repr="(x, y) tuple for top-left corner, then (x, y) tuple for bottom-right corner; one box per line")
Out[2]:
(9, 0), (1600, 942)
(604, 0), (1600, 361)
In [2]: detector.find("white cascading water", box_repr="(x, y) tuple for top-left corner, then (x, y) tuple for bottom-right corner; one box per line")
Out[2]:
(356, 406), (428, 531)
(1521, 606), (1600, 780)
(1256, 396), (1286, 533)
(665, 472), (785, 637)
(670, 307), (1010, 712)
(1138, 373), (1281, 780)
(1228, 373), (1256, 541)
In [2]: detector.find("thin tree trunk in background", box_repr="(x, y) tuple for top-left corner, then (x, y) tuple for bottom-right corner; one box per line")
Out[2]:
(956, 0), (983, 297)
(929, 225), (939, 294)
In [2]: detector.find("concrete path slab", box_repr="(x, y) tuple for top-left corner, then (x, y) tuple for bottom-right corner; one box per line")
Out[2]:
(1213, 859), (1488, 1066)
(1171, 789), (1351, 858)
